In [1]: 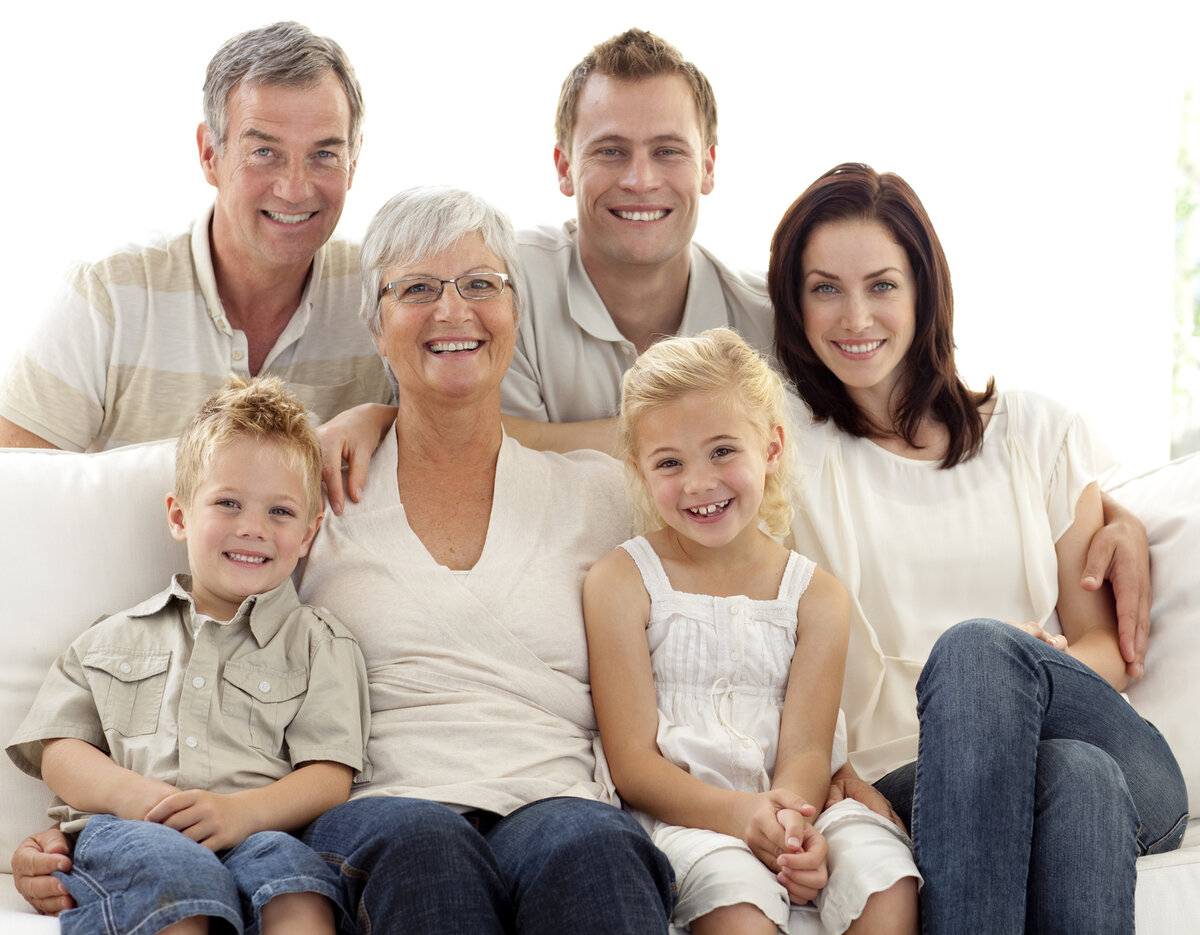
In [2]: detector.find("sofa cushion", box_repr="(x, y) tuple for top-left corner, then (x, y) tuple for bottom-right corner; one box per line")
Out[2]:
(0, 441), (183, 863)
(1113, 452), (1200, 815)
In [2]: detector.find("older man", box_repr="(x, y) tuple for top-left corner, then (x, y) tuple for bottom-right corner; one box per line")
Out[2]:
(0, 21), (391, 452)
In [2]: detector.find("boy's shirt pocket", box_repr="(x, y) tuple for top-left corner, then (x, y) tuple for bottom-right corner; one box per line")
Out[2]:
(82, 648), (172, 737)
(220, 660), (308, 755)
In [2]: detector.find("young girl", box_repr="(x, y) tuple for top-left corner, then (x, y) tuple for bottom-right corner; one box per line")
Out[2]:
(767, 163), (1188, 931)
(583, 328), (920, 935)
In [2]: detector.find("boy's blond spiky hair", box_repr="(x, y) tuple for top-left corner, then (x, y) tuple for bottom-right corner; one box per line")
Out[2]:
(174, 376), (323, 521)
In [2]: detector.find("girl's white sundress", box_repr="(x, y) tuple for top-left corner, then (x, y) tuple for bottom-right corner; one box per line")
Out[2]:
(619, 535), (918, 933)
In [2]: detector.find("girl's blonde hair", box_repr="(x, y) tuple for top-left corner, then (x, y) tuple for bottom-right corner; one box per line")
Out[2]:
(618, 328), (794, 536)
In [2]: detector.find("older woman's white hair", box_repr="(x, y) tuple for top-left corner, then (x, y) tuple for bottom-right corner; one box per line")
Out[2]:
(360, 186), (522, 337)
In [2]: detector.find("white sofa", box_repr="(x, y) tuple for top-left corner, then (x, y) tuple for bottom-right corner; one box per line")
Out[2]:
(0, 441), (1197, 933)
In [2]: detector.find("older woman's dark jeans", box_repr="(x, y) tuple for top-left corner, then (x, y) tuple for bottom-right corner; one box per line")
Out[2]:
(304, 795), (674, 934)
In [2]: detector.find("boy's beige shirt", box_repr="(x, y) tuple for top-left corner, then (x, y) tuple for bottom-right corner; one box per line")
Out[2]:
(7, 575), (371, 833)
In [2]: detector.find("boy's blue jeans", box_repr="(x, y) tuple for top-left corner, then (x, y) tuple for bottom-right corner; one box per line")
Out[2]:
(874, 619), (1187, 934)
(303, 795), (675, 934)
(55, 814), (342, 935)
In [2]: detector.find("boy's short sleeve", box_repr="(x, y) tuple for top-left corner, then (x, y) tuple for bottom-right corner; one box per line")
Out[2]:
(6, 634), (109, 778)
(283, 607), (372, 782)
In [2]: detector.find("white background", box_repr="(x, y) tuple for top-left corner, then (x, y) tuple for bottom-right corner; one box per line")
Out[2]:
(2, 0), (1196, 471)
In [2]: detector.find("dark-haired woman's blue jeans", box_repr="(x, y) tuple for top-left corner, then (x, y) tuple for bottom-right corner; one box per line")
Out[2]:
(878, 619), (1187, 935)
(303, 794), (674, 934)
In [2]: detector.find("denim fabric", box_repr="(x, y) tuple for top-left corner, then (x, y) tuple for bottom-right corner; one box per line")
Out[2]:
(873, 760), (916, 832)
(55, 814), (342, 935)
(905, 619), (1188, 934)
(303, 796), (675, 934)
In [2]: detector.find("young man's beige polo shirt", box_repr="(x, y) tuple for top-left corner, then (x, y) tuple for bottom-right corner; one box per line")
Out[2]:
(503, 221), (776, 424)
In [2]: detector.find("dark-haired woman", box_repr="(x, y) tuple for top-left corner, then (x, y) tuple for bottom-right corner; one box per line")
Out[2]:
(769, 163), (1187, 933)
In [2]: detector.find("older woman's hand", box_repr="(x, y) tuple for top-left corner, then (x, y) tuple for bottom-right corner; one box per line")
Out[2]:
(319, 403), (398, 514)
(12, 827), (74, 915)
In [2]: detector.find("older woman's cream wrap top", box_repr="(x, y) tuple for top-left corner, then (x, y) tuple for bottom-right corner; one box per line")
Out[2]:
(300, 432), (632, 815)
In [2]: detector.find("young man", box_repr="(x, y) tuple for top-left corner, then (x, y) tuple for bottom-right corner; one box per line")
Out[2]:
(0, 21), (391, 452)
(322, 31), (772, 464)
(7, 377), (370, 934)
(504, 28), (774, 433)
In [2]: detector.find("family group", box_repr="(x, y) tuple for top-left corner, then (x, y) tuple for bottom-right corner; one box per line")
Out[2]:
(0, 20), (1186, 935)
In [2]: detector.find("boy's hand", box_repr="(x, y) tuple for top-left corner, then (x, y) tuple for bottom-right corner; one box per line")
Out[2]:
(145, 789), (252, 852)
(739, 789), (816, 872)
(775, 813), (829, 904)
(115, 776), (182, 823)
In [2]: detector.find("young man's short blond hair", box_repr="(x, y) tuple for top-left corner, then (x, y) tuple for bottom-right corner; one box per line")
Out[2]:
(174, 376), (323, 521)
(554, 28), (718, 153)
(618, 328), (794, 537)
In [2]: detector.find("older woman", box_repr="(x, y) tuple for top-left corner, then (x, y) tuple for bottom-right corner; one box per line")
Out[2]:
(299, 186), (672, 932)
(13, 187), (674, 933)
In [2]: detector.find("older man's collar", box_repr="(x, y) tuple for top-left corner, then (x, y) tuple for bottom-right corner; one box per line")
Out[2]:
(191, 205), (322, 336)
(192, 206), (224, 325)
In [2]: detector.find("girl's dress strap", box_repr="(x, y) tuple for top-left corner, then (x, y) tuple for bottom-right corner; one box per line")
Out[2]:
(776, 551), (817, 604)
(617, 536), (673, 601)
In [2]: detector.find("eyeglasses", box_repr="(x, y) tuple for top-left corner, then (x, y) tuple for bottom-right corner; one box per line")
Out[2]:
(378, 273), (510, 305)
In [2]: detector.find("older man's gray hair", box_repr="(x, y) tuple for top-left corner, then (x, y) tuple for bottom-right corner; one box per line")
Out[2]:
(203, 21), (365, 158)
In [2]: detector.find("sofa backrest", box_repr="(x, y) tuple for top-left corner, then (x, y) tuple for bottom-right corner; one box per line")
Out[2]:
(1111, 453), (1200, 818)
(0, 441), (184, 861)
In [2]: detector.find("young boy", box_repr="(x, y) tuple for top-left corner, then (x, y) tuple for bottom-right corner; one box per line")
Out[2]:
(7, 376), (371, 935)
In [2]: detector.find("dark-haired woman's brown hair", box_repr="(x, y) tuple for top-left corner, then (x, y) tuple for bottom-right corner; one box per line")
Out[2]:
(768, 162), (995, 468)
